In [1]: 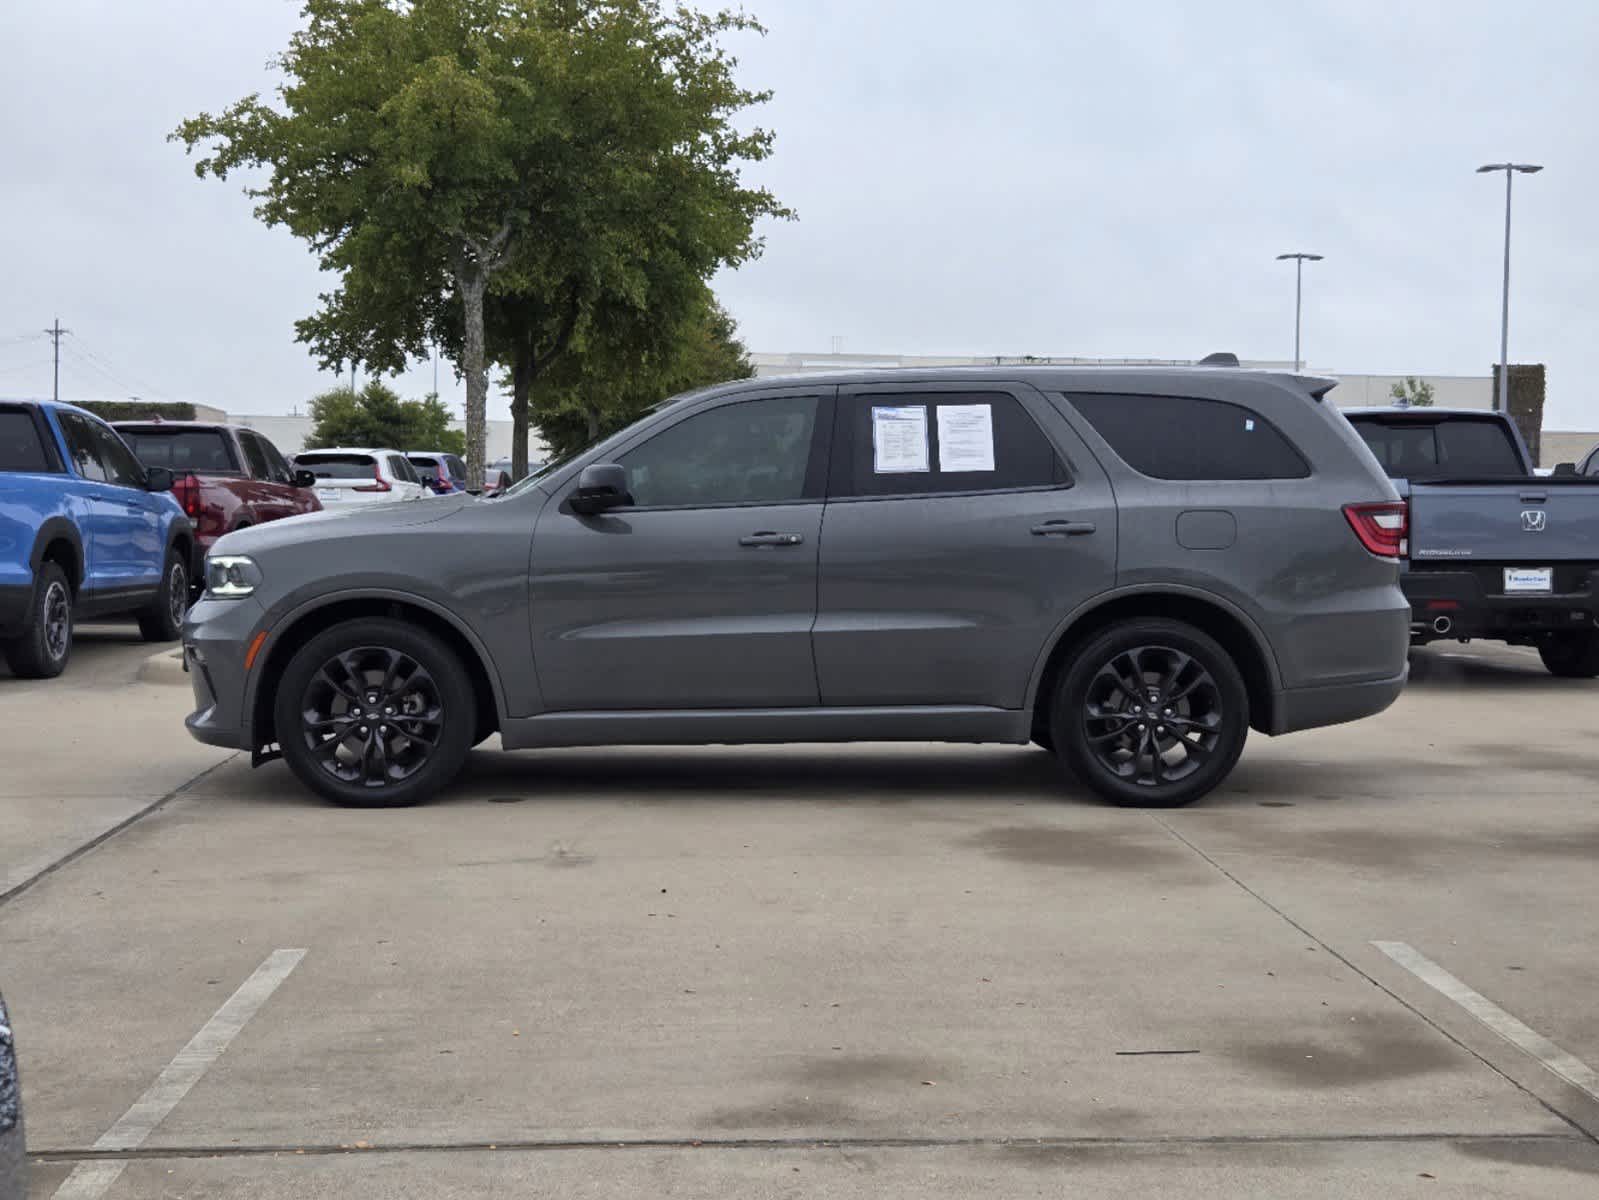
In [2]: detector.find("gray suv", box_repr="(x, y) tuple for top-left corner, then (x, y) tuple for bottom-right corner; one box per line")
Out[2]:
(182, 367), (1410, 808)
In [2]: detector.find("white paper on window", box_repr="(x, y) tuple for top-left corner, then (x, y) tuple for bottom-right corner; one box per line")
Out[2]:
(936, 404), (995, 472)
(872, 405), (930, 473)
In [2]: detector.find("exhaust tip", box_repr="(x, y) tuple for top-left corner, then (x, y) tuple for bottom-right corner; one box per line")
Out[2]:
(1432, 615), (1454, 635)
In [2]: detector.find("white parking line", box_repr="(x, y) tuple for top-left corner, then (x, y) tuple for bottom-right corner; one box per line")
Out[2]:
(1373, 940), (1599, 1102)
(52, 948), (306, 1200)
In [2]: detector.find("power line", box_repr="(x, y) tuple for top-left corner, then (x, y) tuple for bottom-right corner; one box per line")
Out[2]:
(67, 336), (174, 401)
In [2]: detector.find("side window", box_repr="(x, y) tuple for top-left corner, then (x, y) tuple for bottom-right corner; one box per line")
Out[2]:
(389, 455), (418, 484)
(446, 455), (467, 481)
(0, 408), (60, 473)
(1068, 393), (1310, 481)
(834, 392), (1065, 499)
(618, 395), (821, 509)
(57, 412), (109, 482)
(1585, 450), (1599, 478)
(259, 437), (295, 483)
(88, 420), (149, 489)
(237, 432), (272, 479)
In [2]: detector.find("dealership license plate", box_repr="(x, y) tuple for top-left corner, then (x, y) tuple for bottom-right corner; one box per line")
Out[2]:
(1503, 567), (1554, 594)
(317, 487), (340, 502)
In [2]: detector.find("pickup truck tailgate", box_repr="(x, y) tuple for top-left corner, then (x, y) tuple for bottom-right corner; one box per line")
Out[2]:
(1409, 481), (1599, 562)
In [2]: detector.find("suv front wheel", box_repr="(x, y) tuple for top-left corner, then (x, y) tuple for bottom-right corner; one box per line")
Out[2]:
(1053, 618), (1250, 808)
(273, 618), (476, 807)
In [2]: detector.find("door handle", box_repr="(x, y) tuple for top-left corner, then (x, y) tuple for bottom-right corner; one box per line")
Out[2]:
(739, 531), (804, 547)
(1031, 520), (1096, 537)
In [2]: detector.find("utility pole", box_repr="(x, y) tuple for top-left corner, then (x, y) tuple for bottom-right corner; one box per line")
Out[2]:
(1274, 254), (1323, 373)
(1476, 163), (1543, 412)
(43, 317), (69, 402)
(350, 362), (357, 394)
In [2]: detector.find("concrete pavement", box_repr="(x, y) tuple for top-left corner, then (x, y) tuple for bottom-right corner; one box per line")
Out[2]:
(2, 642), (1597, 1197)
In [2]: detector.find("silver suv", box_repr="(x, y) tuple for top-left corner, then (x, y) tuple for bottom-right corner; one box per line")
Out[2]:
(182, 366), (1410, 808)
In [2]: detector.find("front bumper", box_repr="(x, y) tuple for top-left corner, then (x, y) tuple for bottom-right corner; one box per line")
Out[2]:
(181, 595), (266, 752)
(1403, 564), (1599, 643)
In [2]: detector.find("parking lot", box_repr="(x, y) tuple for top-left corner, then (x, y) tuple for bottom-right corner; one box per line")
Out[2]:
(3, 634), (1598, 1197)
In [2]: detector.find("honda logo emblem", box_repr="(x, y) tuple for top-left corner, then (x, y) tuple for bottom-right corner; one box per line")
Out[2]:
(1521, 510), (1547, 533)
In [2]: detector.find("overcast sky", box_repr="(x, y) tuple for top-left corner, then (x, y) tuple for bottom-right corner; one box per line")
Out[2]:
(3, 0), (1596, 428)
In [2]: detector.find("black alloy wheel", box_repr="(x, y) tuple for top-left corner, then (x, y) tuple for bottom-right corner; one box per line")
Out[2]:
(274, 618), (475, 807)
(1082, 645), (1223, 787)
(1055, 618), (1249, 808)
(299, 646), (444, 789)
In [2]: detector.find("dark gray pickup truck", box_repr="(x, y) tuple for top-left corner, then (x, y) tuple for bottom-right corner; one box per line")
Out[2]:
(1347, 406), (1599, 676)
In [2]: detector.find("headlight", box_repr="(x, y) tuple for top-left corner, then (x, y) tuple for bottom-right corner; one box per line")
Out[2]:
(205, 555), (262, 598)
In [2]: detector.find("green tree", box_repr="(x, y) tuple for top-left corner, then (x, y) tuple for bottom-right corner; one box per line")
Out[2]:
(529, 291), (754, 457)
(305, 381), (465, 454)
(1389, 376), (1436, 407)
(174, 0), (789, 488)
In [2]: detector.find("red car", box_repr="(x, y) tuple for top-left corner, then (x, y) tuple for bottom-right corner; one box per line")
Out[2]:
(115, 421), (321, 581)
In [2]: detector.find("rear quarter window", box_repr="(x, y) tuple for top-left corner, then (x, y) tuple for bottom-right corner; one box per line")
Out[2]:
(1067, 393), (1310, 480)
(0, 408), (59, 473)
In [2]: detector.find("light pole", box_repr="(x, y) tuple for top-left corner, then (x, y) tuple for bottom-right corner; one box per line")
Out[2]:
(1476, 162), (1542, 412)
(1275, 253), (1323, 373)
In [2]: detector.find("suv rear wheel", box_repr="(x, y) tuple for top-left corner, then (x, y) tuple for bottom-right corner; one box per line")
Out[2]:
(137, 548), (189, 642)
(274, 618), (476, 807)
(1053, 618), (1250, 808)
(1538, 629), (1599, 679)
(3, 562), (72, 679)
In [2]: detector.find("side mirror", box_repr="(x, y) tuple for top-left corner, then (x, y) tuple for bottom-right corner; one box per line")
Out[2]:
(1551, 462), (1578, 478)
(569, 463), (633, 515)
(292, 469), (318, 488)
(145, 466), (175, 492)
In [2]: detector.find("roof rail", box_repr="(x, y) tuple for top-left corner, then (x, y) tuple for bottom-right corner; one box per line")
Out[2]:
(1198, 352), (1239, 366)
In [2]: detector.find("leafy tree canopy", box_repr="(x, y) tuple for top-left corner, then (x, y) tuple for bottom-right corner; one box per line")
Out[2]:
(529, 289), (753, 458)
(174, 0), (789, 485)
(1389, 376), (1436, 407)
(305, 382), (465, 454)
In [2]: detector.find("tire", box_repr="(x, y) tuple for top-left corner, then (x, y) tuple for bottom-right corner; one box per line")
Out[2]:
(1539, 630), (1599, 679)
(137, 548), (190, 642)
(3, 562), (73, 679)
(1052, 618), (1250, 809)
(273, 618), (476, 807)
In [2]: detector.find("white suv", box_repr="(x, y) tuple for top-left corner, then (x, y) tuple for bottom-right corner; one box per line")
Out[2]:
(293, 449), (428, 506)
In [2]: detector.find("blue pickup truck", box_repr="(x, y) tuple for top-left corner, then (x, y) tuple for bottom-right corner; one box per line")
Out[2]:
(0, 399), (194, 677)
(1346, 406), (1599, 677)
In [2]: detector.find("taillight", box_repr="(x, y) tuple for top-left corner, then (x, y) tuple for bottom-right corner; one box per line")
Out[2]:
(353, 464), (392, 493)
(1343, 501), (1409, 559)
(171, 473), (200, 518)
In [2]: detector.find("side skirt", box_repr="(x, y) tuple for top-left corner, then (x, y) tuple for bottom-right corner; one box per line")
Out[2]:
(499, 705), (1031, 751)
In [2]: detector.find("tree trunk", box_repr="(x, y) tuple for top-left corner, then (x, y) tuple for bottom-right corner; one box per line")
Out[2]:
(584, 405), (601, 442)
(509, 330), (532, 482)
(459, 272), (488, 490)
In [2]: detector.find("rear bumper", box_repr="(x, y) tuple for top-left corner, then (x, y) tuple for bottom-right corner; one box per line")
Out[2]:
(1403, 566), (1599, 643)
(1270, 667), (1407, 736)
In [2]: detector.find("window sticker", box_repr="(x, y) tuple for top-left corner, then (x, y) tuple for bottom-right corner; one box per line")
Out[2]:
(872, 405), (930, 473)
(936, 404), (996, 472)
